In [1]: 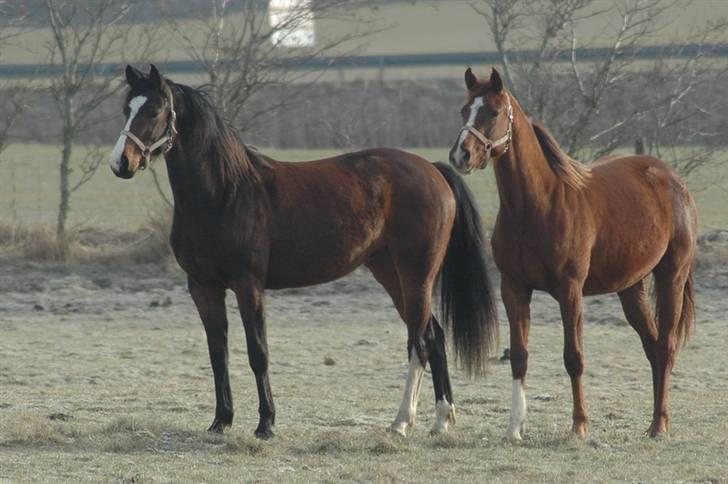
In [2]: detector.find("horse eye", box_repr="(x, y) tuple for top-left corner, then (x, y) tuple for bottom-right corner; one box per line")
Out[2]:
(488, 110), (499, 118)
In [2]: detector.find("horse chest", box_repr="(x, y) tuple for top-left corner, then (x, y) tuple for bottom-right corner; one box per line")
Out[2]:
(170, 222), (262, 286)
(492, 215), (589, 290)
(493, 231), (546, 284)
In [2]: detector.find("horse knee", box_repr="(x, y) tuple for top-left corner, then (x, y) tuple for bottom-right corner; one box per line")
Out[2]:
(247, 347), (269, 375)
(655, 340), (677, 369)
(563, 350), (584, 378)
(510, 348), (528, 380)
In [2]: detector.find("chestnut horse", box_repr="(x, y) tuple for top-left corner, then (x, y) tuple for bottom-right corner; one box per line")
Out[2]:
(110, 65), (498, 439)
(449, 67), (697, 439)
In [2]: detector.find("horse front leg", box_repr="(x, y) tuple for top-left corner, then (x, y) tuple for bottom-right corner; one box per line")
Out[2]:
(188, 277), (233, 432)
(233, 280), (275, 439)
(501, 277), (532, 441)
(557, 280), (589, 437)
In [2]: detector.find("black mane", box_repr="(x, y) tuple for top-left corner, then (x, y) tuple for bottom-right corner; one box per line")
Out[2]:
(170, 82), (267, 197)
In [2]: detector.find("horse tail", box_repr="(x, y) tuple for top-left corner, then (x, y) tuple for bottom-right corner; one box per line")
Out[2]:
(676, 261), (696, 349)
(434, 162), (499, 377)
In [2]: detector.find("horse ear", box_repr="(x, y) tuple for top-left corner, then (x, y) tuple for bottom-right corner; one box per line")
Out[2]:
(149, 64), (164, 91)
(125, 64), (144, 87)
(465, 67), (478, 90)
(490, 68), (504, 93)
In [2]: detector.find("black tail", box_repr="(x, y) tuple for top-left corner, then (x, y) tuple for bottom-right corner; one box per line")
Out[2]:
(435, 162), (499, 377)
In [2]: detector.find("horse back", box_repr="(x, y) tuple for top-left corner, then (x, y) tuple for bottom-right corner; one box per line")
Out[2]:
(263, 148), (455, 288)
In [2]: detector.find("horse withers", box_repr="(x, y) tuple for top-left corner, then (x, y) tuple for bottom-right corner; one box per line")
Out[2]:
(109, 65), (499, 439)
(449, 67), (697, 439)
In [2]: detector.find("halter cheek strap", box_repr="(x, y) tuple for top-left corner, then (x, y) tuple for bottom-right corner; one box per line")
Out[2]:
(458, 97), (514, 169)
(120, 95), (178, 170)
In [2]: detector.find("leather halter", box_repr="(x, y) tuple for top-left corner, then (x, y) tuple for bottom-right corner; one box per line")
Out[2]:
(119, 94), (177, 170)
(458, 96), (513, 169)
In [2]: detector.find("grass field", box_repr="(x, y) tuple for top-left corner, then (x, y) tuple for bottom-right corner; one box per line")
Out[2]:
(1, 142), (727, 482)
(0, 258), (727, 482)
(0, 143), (726, 233)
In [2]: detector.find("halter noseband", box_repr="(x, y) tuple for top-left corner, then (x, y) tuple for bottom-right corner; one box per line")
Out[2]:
(458, 96), (514, 169)
(120, 94), (177, 170)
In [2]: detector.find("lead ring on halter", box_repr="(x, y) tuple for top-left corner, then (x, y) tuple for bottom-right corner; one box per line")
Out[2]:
(458, 96), (514, 169)
(119, 94), (178, 170)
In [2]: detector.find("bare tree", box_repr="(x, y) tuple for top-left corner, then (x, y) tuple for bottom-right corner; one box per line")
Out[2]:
(635, 24), (728, 177)
(0, 1), (31, 163)
(470, 0), (728, 175)
(45, 0), (156, 252)
(0, 89), (29, 161)
(170, 0), (373, 135)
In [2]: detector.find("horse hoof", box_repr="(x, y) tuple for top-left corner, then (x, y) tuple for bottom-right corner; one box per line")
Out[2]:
(254, 427), (275, 440)
(208, 418), (231, 433)
(429, 401), (455, 435)
(646, 423), (668, 439)
(572, 422), (588, 438)
(504, 431), (522, 443)
(645, 416), (669, 438)
(388, 423), (409, 438)
(503, 423), (526, 444)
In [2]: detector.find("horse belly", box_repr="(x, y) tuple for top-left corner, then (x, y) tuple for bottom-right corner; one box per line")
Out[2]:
(265, 216), (386, 289)
(583, 229), (668, 295)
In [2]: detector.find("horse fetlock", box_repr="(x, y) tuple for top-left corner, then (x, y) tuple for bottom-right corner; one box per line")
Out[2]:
(506, 412), (526, 442)
(430, 400), (455, 435)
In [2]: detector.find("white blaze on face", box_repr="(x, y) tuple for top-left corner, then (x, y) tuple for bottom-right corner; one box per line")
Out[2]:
(452, 96), (484, 165)
(506, 378), (527, 441)
(466, 96), (484, 128)
(110, 95), (147, 172)
(390, 353), (425, 437)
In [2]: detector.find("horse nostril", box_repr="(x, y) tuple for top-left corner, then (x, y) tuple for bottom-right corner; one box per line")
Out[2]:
(120, 154), (129, 172)
(463, 151), (470, 162)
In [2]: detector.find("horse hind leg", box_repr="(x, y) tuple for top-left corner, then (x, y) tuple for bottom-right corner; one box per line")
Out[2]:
(649, 244), (695, 437)
(427, 317), (456, 435)
(367, 253), (451, 436)
(618, 279), (660, 433)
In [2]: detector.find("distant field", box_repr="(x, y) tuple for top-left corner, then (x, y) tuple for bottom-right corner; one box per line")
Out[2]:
(0, 144), (726, 232)
(3, 1), (728, 84)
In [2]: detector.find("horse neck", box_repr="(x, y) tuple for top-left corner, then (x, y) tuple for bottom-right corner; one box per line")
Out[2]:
(163, 89), (251, 211)
(493, 101), (559, 218)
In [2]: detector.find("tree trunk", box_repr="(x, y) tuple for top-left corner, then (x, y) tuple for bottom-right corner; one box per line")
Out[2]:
(56, 133), (71, 258)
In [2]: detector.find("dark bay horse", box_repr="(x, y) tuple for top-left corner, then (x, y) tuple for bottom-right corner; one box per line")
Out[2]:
(449, 67), (697, 439)
(110, 65), (498, 439)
